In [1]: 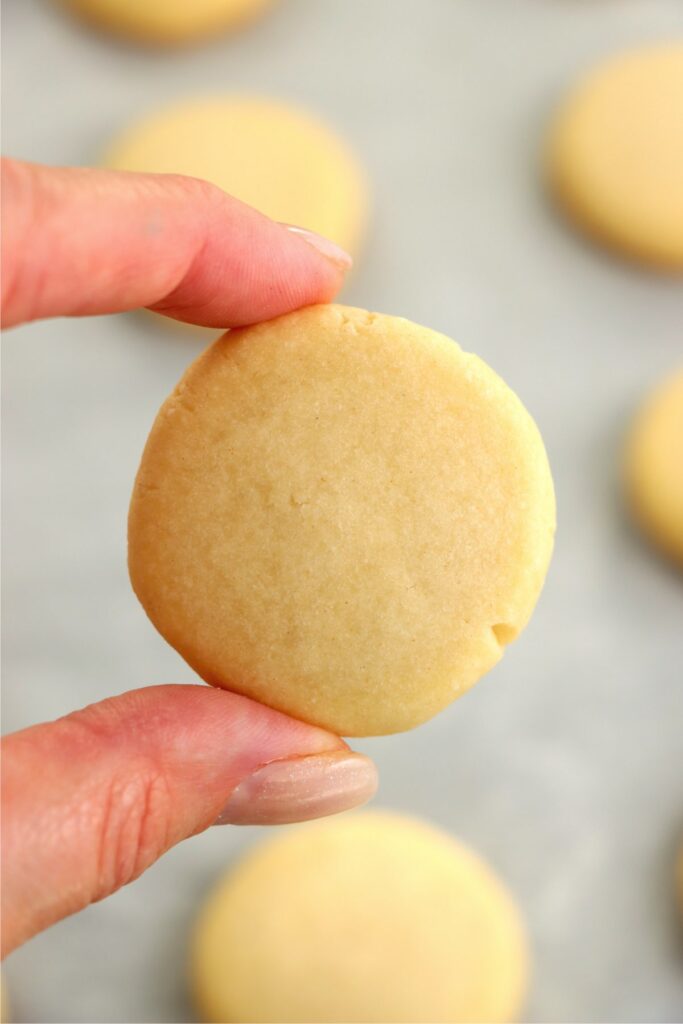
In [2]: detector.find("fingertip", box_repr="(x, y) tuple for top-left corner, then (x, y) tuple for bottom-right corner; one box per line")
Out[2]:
(148, 198), (351, 328)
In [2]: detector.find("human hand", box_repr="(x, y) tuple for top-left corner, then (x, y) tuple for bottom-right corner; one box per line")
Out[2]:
(0, 157), (378, 957)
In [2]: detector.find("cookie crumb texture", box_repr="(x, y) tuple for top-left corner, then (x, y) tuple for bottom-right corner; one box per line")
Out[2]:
(548, 44), (683, 270)
(61, 0), (274, 45)
(626, 369), (683, 566)
(191, 812), (529, 1023)
(129, 305), (555, 735)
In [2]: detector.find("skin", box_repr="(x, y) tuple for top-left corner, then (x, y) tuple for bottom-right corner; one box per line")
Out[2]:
(0, 157), (377, 957)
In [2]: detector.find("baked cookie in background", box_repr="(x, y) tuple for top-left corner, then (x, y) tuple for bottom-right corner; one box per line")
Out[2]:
(59, 0), (275, 46)
(547, 44), (683, 271)
(128, 304), (555, 737)
(105, 96), (368, 260)
(191, 812), (529, 1024)
(625, 370), (683, 567)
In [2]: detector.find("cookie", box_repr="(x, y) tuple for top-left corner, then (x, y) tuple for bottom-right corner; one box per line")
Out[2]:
(128, 305), (555, 736)
(625, 369), (683, 566)
(191, 812), (529, 1024)
(105, 97), (367, 258)
(547, 44), (683, 270)
(61, 0), (274, 45)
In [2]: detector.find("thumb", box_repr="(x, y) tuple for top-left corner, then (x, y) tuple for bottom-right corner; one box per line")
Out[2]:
(1, 684), (377, 956)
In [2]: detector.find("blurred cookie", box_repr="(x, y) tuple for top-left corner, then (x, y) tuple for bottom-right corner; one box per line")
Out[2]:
(105, 96), (367, 258)
(548, 44), (683, 270)
(61, 0), (274, 45)
(128, 304), (555, 736)
(625, 370), (683, 565)
(191, 811), (529, 1024)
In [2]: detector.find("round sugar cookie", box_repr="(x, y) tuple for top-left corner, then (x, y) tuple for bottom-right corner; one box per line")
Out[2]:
(625, 369), (683, 566)
(548, 44), (683, 270)
(61, 0), (274, 45)
(191, 812), (529, 1024)
(128, 305), (555, 736)
(105, 97), (367, 257)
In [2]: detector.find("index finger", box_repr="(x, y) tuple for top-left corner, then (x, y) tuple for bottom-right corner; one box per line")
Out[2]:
(0, 158), (351, 330)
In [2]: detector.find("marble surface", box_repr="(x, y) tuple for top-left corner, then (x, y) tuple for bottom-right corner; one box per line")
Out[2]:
(2, 1), (683, 1020)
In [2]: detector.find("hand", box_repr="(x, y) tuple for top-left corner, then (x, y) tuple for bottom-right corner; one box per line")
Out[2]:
(0, 158), (378, 957)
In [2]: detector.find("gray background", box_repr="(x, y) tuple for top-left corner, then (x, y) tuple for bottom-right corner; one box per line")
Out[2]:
(2, 0), (683, 1021)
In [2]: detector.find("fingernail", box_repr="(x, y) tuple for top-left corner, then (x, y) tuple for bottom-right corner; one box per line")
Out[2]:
(283, 224), (353, 272)
(213, 750), (377, 826)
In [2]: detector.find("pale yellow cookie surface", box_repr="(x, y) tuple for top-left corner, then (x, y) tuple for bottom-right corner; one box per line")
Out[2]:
(548, 44), (683, 270)
(61, 0), (274, 44)
(105, 97), (367, 257)
(191, 812), (529, 1024)
(128, 305), (554, 736)
(625, 370), (683, 565)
